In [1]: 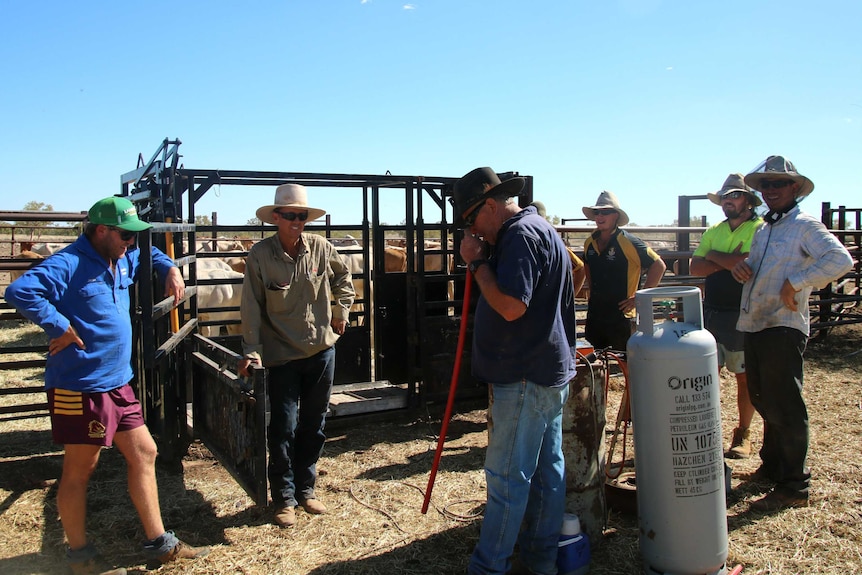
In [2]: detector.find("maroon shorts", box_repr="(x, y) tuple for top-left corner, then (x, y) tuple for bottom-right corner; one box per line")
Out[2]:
(47, 384), (145, 447)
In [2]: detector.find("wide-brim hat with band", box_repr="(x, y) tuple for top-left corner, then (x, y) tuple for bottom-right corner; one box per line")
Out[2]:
(452, 167), (525, 227)
(707, 173), (762, 207)
(582, 190), (630, 227)
(256, 184), (327, 225)
(88, 196), (152, 231)
(744, 155), (814, 200)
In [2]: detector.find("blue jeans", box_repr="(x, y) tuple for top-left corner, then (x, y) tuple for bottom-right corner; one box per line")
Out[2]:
(468, 380), (569, 575)
(267, 347), (335, 508)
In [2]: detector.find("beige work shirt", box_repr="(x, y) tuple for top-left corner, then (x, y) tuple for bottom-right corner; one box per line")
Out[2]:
(241, 233), (355, 366)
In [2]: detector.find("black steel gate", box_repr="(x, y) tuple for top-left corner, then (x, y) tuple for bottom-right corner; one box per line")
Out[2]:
(119, 138), (533, 505)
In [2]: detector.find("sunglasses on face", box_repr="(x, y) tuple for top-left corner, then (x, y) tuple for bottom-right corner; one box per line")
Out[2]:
(594, 209), (617, 216)
(757, 180), (795, 191)
(275, 210), (309, 221)
(109, 227), (137, 241)
(721, 191), (746, 200)
(463, 203), (484, 228)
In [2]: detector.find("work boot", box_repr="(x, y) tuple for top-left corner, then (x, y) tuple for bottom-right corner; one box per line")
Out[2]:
(155, 540), (211, 565)
(144, 531), (210, 569)
(750, 488), (809, 512)
(725, 427), (751, 459)
(68, 558), (127, 575)
(274, 505), (297, 527)
(67, 543), (127, 575)
(299, 497), (327, 515)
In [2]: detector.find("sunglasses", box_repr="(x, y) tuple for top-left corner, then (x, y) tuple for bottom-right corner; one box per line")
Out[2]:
(757, 180), (795, 191)
(109, 227), (137, 241)
(594, 209), (617, 216)
(721, 191), (746, 200)
(462, 203), (485, 228)
(275, 210), (309, 222)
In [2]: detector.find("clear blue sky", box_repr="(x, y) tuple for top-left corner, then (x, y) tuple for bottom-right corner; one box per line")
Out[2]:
(2, 1), (860, 227)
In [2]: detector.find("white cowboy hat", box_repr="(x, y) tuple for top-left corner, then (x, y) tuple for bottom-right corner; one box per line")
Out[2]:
(707, 173), (762, 207)
(255, 184), (327, 225)
(582, 190), (630, 227)
(744, 155), (814, 200)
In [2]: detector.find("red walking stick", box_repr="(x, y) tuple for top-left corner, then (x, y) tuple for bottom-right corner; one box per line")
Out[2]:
(421, 270), (474, 514)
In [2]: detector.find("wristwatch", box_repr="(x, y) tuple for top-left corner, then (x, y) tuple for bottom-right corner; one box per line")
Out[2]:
(468, 259), (488, 274)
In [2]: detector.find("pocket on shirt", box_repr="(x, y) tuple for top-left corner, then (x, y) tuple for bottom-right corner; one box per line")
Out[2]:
(78, 282), (114, 316)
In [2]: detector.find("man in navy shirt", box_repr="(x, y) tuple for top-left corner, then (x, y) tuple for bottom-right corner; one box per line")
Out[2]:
(455, 167), (576, 575)
(6, 197), (209, 575)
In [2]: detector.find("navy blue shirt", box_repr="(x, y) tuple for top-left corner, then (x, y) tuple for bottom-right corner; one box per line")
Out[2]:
(471, 206), (577, 387)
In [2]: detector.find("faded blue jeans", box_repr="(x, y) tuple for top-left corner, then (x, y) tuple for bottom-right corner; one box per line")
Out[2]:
(267, 346), (335, 508)
(468, 380), (569, 575)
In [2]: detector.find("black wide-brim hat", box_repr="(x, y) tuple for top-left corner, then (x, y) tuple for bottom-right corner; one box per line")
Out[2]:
(452, 167), (525, 227)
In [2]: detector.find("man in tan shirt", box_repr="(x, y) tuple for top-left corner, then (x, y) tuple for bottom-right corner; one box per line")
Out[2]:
(238, 184), (354, 528)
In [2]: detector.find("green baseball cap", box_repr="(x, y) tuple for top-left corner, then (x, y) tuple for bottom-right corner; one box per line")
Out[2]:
(87, 196), (152, 231)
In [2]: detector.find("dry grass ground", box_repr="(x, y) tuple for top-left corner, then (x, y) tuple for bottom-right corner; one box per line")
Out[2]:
(0, 319), (860, 575)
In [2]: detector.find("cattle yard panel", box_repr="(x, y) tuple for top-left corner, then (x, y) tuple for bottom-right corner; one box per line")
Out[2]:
(3, 138), (859, 502)
(190, 334), (267, 505)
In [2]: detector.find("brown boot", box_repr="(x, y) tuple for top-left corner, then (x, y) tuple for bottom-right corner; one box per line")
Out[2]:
(299, 498), (327, 515)
(68, 557), (127, 575)
(726, 427), (751, 459)
(155, 540), (211, 565)
(274, 505), (297, 527)
(750, 488), (809, 512)
(67, 543), (127, 575)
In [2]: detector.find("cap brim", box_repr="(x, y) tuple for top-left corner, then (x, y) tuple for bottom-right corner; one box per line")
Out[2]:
(117, 219), (152, 232)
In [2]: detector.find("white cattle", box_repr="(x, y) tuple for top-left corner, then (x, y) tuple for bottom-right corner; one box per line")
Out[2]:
(194, 238), (252, 275)
(31, 242), (69, 256)
(197, 238), (255, 252)
(196, 268), (244, 337)
(9, 250), (45, 282)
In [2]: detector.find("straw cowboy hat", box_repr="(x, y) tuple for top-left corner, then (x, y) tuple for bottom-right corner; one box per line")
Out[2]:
(582, 191), (630, 227)
(452, 167), (525, 227)
(707, 173), (762, 207)
(256, 184), (327, 225)
(744, 155), (814, 200)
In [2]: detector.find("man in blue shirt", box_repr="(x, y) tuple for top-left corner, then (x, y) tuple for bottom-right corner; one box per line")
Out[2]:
(455, 167), (576, 575)
(5, 197), (209, 575)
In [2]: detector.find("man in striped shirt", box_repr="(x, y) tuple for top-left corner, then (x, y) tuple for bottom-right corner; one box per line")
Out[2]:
(732, 156), (853, 512)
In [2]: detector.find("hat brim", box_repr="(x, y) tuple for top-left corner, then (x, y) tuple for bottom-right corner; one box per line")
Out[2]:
(454, 177), (525, 227)
(744, 173), (814, 199)
(582, 206), (630, 227)
(256, 205), (327, 225)
(707, 190), (763, 207)
(115, 219), (152, 232)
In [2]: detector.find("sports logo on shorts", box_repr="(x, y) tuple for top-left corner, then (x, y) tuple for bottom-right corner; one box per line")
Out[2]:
(88, 420), (107, 439)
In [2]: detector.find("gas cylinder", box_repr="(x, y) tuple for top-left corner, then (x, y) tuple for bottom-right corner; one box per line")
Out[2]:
(627, 287), (728, 575)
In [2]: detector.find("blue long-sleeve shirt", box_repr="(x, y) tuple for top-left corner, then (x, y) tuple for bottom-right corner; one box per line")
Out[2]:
(4, 235), (176, 392)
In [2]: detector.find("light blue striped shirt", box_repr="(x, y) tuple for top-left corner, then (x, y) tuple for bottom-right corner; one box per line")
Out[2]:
(738, 206), (853, 336)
